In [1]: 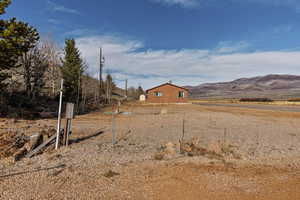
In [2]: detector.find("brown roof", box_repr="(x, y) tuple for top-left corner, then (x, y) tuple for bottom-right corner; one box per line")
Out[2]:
(146, 83), (189, 93)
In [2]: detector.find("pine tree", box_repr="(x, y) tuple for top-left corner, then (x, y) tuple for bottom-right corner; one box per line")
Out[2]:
(0, 0), (39, 89)
(61, 39), (84, 105)
(105, 74), (116, 104)
(137, 86), (144, 96)
(0, 0), (10, 15)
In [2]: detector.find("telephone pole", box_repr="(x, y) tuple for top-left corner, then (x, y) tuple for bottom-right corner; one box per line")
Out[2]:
(99, 48), (105, 100)
(125, 79), (128, 99)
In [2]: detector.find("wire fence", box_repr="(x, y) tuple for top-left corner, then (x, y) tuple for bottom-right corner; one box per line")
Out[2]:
(106, 103), (300, 159)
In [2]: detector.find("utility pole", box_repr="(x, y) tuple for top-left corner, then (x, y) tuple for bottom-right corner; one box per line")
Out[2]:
(99, 48), (105, 100)
(125, 79), (128, 99)
(106, 74), (111, 104)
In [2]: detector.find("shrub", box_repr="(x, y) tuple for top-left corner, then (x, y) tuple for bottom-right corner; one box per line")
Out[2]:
(239, 98), (273, 102)
(288, 98), (300, 102)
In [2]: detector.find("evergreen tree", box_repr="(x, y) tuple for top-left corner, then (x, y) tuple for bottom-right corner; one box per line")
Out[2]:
(0, 0), (10, 14)
(105, 74), (116, 90)
(0, 0), (39, 89)
(105, 73), (116, 103)
(137, 86), (144, 96)
(61, 39), (84, 104)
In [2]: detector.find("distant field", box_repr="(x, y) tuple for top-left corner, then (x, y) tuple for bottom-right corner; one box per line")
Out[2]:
(190, 99), (300, 106)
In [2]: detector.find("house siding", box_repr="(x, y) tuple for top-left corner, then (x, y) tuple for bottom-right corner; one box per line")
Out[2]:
(146, 84), (189, 103)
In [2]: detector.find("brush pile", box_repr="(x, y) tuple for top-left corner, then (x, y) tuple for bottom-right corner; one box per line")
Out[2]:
(0, 128), (56, 161)
(180, 138), (224, 160)
(0, 131), (29, 160)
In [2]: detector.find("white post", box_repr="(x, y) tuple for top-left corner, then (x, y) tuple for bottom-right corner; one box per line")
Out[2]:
(55, 79), (64, 150)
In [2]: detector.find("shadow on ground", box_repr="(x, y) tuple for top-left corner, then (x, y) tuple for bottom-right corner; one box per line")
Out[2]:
(69, 130), (105, 145)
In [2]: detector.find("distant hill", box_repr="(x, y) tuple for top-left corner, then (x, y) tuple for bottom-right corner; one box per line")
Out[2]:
(186, 74), (300, 99)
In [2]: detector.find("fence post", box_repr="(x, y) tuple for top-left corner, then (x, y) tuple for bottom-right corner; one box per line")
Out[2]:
(65, 103), (75, 147)
(223, 128), (227, 146)
(180, 113), (186, 153)
(112, 113), (116, 145)
(55, 79), (64, 150)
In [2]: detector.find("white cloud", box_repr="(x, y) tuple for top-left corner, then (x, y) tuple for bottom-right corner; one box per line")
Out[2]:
(47, 1), (80, 15)
(150, 0), (199, 7)
(75, 35), (300, 89)
(216, 41), (250, 53)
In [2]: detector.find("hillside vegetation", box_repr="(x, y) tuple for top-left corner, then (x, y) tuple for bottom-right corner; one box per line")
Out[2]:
(187, 74), (300, 99)
(0, 0), (143, 118)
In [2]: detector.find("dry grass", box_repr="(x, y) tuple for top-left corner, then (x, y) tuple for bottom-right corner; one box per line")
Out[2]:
(190, 99), (300, 106)
(195, 105), (300, 119)
(189, 99), (239, 104)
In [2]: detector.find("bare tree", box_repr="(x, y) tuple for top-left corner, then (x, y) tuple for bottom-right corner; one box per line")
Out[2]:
(40, 36), (61, 97)
(105, 74), (113, 104)
(127, 86), (144, 100)
(20, 45), (49, 100)
(81, 72), (101, 111)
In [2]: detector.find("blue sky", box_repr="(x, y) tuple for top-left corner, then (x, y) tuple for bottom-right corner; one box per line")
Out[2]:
(4, 0), (300, 88)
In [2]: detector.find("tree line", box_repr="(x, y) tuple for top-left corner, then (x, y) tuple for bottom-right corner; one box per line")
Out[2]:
(0, 0), (143, 118)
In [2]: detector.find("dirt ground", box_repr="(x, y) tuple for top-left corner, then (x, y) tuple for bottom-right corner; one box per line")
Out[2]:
(194, 102), (300, 112)
(1, 103), (300, 200)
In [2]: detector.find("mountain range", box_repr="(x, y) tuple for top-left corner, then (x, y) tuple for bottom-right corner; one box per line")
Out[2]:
(186, 74), (300, 99)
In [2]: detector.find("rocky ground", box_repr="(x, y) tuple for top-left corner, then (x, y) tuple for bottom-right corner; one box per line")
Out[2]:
(0, 103), (300, 199)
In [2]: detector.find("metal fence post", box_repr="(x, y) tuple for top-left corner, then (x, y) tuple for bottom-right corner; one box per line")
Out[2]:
(112, 113), (116, 145)
(55, 79), (64, 150)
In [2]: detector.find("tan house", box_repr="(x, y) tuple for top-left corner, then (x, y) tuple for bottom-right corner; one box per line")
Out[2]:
(146, 83), (189, 103)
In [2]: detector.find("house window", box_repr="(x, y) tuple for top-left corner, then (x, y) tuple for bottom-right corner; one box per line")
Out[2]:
(178, 91), (185, 98)
(155, 91), (163, 97)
